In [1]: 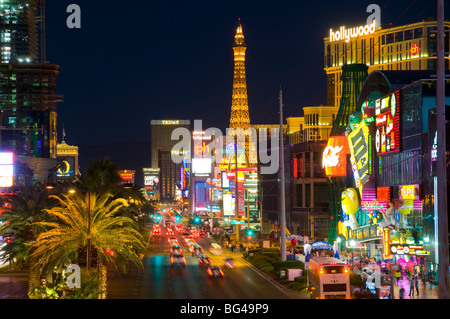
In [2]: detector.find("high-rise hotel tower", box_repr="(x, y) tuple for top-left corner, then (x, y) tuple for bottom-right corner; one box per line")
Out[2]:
(324, 19), (450, 108)
(0, 0), (59, 158)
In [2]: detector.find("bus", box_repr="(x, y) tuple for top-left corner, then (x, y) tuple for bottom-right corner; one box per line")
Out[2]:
(308, 257), (350, 299)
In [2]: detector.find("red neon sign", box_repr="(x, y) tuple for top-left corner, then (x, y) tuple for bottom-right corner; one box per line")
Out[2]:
(194, 141), (210, 158)
(410, 43), (419, 56)
(377, 187), (391, 202)
(323, 136), (350, 176)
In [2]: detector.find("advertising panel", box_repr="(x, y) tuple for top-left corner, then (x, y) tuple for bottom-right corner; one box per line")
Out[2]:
(375, 91), (400, 155)
(143, 168), (160, 191)
(223, 193), (235, 216)
(192, 158), (211, 176)
(348, 121), (370, 195)
(0, 152), (14, 187)
(323, 136), (350, 176)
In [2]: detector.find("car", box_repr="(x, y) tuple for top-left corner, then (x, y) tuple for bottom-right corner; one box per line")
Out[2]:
(166, 228), (174, 236)
(152, 229), (161, 237)
(224, 258), (235, 269)
(167, 237), (179, 246)
(192, 245), (203, 256)
(187, 242), (196, 253)
(200, 230), (207, 237)
(209, 243), (223, 255)
(198, 255), (211, 267)
(207, 265), (224, 278)
(170, 246), (186, 268)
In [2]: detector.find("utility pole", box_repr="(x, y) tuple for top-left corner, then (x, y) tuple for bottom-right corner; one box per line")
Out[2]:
(436, 0), (450, 299)
(235, 135), (240, 242)
(279, 86), (287, 261)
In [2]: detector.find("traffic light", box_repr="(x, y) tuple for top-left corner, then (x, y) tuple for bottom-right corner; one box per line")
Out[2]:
(246, 229), (254, 240)
(193, 216), (201, 224)
(175, 214), (181, 222)
(155, 213), (162, 222)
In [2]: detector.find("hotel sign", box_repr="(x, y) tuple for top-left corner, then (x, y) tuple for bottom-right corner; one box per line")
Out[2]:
(329, 20), (376, 43)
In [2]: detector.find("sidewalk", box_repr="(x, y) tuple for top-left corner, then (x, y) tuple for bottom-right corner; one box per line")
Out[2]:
(393, 276), (439, 299)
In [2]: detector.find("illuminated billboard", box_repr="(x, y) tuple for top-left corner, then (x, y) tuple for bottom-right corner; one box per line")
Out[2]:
(143, 168), (160, 191)
(0, 152), (13, 187)
(375, 91), (400, 155)
(56, 157), (76, 180)
(223, 193), (235, 216)
(323, 136), (350, 176)
(192, 158), (211, 176)
(348, 120), (370, 196)
(221, 171), (230, 189)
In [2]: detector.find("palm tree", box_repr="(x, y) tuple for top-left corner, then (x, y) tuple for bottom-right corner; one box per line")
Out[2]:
(0, 183), (56, 291)
(75, 158), (149, 222)
(29, 191), (146, 298)
(76, 158), (122, 190)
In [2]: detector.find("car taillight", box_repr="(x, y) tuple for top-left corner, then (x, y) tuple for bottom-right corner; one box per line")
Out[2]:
(183, 257), (186, 263)
(219, 269), (224, 276)
(344, 267), (349, 273)
(207, 268), (212, 275)
(319, 268), (324, 275)
(171, 257), (174, 263)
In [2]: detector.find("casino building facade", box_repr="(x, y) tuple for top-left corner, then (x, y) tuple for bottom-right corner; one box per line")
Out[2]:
(324, 19), (450, 108)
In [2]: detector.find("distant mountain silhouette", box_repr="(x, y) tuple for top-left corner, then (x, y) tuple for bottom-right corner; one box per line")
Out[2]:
(77, 139), (151, 188)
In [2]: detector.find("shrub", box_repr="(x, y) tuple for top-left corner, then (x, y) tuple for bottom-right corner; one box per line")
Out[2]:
(272, 260), (304, 272)
(289, 282), (307, 290)
(294, 276), (307, 283)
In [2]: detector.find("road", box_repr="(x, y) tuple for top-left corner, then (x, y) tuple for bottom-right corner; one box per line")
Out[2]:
(107, 225), (308, 299)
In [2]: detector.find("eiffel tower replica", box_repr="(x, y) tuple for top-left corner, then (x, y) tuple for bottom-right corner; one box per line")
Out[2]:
(228, 20), (257, 166)
(328, 64), (368, 242)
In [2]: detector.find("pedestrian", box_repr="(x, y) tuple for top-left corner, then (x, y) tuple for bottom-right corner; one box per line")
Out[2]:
(395, 270), (401, 284)
(408, 276), (415, 297)
(399, 288), (405, 299)
(415, 275), (419, 296)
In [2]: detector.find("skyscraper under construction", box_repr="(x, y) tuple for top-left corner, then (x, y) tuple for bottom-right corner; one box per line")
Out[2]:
(0, 0), (59, 159)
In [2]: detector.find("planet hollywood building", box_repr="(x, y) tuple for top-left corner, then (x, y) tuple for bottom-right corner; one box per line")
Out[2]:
(324, 70), (450, 278)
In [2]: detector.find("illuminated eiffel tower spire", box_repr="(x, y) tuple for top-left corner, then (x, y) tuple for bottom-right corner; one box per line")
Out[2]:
(229, 20), (256, 165)
(230, 21), (250, 129)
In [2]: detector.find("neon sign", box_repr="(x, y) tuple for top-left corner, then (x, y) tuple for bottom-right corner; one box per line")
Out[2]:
(323, 136), (349, 176)
(431, 131), (437, 161)
(329, 19), (376, 43)
(374, 91), (400, 155)
(348, 121), (370, 195)
(194, 141), (210, 158)
(382, 229), (392, 260)
(399, 184), (420, 200)
(410, 43), (419, 56)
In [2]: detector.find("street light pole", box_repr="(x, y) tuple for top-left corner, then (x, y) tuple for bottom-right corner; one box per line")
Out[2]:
(436, 0), (450, 299)
(279, 86), (287, 261)
(87, 190), (91, 270)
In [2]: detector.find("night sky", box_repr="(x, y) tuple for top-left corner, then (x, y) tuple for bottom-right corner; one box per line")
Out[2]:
(45, 0), (447, 148)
